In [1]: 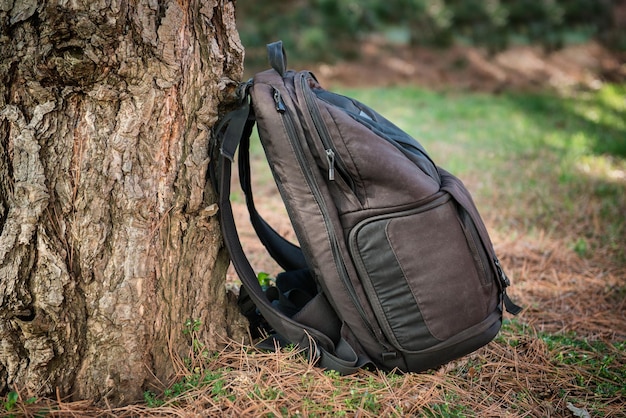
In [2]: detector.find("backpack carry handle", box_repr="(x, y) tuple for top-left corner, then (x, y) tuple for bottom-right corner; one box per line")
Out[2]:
(267, 40), (287, 77)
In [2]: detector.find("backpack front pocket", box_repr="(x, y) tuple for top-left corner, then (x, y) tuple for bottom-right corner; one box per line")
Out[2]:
(348, 193), (495, 352)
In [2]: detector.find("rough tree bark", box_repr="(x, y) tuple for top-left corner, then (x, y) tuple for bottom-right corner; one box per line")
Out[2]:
(0, 0), (246, 406)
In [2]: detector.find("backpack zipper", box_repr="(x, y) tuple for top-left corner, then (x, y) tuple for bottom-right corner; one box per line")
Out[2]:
(459, 208), (493, 287)
(325, 149), (335, 180)
(299, 74), (356, 192)
(272, 86), (390, 350)
(273, 88), (286, 113)
(493, 257), (510, 288)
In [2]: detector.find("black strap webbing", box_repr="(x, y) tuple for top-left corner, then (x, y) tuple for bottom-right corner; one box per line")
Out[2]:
(503, 293), (523, 315)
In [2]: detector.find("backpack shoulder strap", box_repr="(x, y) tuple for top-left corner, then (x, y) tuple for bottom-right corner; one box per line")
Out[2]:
(238, 131), (308, 271)
(219, 110), (317, 344)
(217, 81), (307, 271)
(216, 91), (363, 374)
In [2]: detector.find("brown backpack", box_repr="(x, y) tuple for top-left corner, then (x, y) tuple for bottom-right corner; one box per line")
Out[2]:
(215, 41), (521, 374)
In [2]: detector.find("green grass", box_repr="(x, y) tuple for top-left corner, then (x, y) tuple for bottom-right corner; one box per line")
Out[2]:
(499, 318), (626, 399)
(131, 320), (626, 415)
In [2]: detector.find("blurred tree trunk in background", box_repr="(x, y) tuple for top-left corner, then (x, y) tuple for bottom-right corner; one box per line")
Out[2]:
(0, 0), (245, 406)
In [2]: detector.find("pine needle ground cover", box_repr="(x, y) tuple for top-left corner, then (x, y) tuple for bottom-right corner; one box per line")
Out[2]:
(5, 85), (625, 417)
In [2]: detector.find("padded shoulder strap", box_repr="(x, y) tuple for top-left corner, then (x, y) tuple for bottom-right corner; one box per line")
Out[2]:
(217, 96), (362, 374)
(267, 40), (287, 77)
(219, 134), (321, 347)
(217, 83), (307, 271)
(217, 81), (254, 162)
(238, 133), (308, 271)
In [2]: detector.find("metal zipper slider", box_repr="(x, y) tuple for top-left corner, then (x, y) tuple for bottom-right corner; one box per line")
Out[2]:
(273, 87), (286, 113)
(325, 149), (335, 181)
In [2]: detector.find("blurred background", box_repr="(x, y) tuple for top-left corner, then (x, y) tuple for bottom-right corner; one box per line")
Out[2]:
(236, 0), (626, 91)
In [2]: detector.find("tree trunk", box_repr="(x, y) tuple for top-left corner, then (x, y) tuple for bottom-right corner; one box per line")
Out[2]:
(0, 0), (246, 406)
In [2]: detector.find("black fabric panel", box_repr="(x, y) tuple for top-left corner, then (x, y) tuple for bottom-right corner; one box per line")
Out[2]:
(353, 220), (439, 351)
(402, 312), (501, 372)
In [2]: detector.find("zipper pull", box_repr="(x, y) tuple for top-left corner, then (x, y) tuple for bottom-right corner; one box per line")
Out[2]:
(273, 88), (286, 113)
(325, 149), (335, 181)
(494, 256), (523, 315)
(493, 257), (511, 287)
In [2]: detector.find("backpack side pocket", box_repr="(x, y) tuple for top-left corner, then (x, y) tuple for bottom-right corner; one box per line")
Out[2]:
(349, 193), (497, 352)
